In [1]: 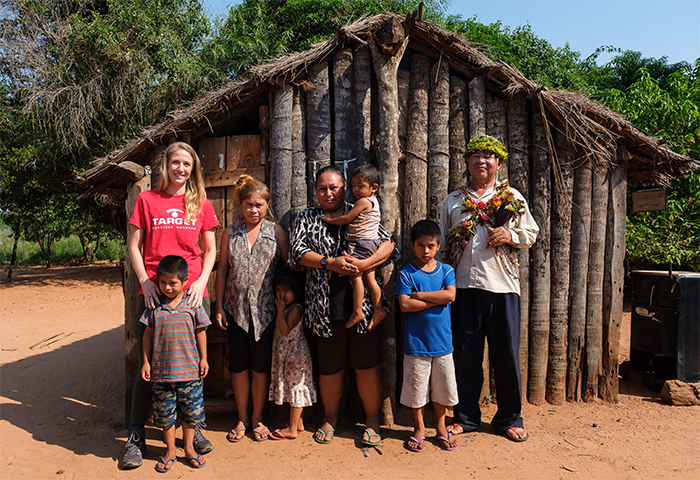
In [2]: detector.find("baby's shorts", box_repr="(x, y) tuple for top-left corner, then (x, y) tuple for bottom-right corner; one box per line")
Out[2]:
(151, 379), (205, 428)
(348, 238), (381, 260)
(400, 353), (459, 408)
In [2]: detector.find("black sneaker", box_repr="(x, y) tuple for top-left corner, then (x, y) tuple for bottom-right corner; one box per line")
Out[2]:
(193, 422), (213, 454)
(121, 426), (146, 469)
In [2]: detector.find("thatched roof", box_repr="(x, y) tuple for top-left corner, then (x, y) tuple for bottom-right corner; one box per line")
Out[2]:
(77, 12), (696, 203)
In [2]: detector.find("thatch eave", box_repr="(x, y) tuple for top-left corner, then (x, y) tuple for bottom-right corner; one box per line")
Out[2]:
(78, 11), (695, 201)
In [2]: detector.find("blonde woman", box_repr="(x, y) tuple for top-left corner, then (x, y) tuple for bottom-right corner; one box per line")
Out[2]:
(122, 142), (219, 469)
(215, 175), (289, 443)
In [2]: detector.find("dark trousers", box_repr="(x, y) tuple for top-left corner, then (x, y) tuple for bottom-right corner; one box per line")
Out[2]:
(451, 288), (523, 434)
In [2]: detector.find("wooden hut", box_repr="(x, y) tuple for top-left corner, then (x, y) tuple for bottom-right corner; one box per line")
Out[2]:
(77, 12), (696, 423)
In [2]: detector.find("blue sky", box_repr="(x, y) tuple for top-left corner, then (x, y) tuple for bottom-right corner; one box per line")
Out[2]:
(203, 0), (700, 65)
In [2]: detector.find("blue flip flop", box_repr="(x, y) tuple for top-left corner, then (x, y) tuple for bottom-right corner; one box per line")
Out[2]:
(187, 454), (206, 469)
(155, 457), (177, 473)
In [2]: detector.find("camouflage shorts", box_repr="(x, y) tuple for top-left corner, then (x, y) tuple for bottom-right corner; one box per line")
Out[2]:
(151, 379), (205, 428)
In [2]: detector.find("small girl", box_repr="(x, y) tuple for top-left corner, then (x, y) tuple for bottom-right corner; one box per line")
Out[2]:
(268, 269), (317, 440)
(321, 163), (387, 329)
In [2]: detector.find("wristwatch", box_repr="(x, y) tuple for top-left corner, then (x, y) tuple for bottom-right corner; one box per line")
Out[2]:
(320, 256), (328, 270)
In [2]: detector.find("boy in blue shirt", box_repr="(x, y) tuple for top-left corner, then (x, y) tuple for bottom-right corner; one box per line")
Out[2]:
(395, 220), (458, 452)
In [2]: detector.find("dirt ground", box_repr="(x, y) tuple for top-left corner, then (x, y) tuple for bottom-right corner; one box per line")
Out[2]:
(1, 263), (699, 480)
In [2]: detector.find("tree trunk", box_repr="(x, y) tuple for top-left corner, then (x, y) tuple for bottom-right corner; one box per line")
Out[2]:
(291, 86), (307, 224)
(270, 84), (293, 231)
(6, 221), (21, 282)
(305, 62), (331, 205)
(602, 149), (628, 402)
(401, 52), (430, 263)
(486, 92), (507, 182)
(354, 43), (372, 167)
(448, 75), (467, 192)
(124, 173), (151, 426)
(527, 108), (550, 405)
(506, 94), (530, 402)
(468, 75), (486, 138)
(567, 158), (592, 401)
(427, 59), (450, 223)
(546, 124), (574, 405)
(368, 18), (409, 425)
(333, 46), (357, 199)
(584, 165), (609, 401)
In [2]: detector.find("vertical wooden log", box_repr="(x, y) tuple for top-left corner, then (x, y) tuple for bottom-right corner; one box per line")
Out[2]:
(354, 44), (372, 167)
(333, 47), (357, 197)
(124, 174), (151, 426)
(306, 62), (331, 204)
(602, 148), (628, 402)
(259, 105), (270, 169)
(486, 92), (508, 182)
(567, 158), (592, 401)
(545, 124), (574, 405)
(449, 75), (468, 192)
(506, 94), (530, 402)
(368, 19), (409, 424)
(401, 53), (430, 263)
(584, 164), (608, 401)
(527, 107), (551, 405)
(468, 74), (489, 401)
(427, 59), (450, 223)
(468, 75), (486, 138)
(291, 86), (307, 223)
(270, 84), (293, 231)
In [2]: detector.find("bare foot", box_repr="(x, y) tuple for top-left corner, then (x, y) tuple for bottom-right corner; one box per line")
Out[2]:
(367, 308), (387, 330)
(280, 420), (304, 433)
(406, 428), (425, 452)
(270, 426), (298, 440)
(448, 423), (464, 435)
(253, 423), (269, 441)
(314, 422), (335, 444)
(226, 421), (247, 442)
(345, 311), (365, 328)
(505, 426), (529, 442)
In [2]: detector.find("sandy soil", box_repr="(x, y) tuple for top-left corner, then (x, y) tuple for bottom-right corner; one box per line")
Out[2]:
(1, 263), (698, 480)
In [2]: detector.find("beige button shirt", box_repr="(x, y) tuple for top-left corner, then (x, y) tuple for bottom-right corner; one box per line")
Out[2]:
(439, 183), (539, 295)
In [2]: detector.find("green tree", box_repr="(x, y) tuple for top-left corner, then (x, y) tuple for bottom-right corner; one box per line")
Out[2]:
(204, 0), (448, 79)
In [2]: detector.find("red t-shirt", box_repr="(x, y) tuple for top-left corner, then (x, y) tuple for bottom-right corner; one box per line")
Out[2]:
(129, 189), (219, 295)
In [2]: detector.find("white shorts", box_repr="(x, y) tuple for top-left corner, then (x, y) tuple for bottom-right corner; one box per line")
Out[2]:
(400, 353), (459, 408)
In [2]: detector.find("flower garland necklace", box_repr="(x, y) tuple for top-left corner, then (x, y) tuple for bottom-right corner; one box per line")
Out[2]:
(443, 181), (525, 267)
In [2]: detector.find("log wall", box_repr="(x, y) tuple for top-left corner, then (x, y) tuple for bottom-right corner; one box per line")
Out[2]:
(258, 45), (626, 413)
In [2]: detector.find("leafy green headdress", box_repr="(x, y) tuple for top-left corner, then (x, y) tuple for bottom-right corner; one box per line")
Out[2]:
(463, 135), (509, 162)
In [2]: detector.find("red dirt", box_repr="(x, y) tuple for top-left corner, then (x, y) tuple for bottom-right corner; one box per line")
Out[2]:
(1, 263), (698, 479)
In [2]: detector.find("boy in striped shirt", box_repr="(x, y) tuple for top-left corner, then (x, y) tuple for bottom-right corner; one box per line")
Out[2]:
(141, 255), (210, 472)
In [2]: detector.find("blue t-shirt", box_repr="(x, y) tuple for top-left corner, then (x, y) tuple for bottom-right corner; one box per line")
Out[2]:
(395, 261), (456, 357)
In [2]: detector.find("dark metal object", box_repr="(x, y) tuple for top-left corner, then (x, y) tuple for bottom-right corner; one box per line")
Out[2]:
(631, 270), (700, 382)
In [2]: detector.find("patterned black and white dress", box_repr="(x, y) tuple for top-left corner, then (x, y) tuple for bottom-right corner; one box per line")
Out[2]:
(289, 205), (394, 338)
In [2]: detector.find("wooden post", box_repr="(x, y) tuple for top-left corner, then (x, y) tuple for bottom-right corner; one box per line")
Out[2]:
(402, 52), (430, 263)
(333, 46), (357, 199)
(567, 157), (592, 401)
(486, 92), (507, 182)
(584, 164), (609, 401)
(270, 84), (293, 231)
(305, 62), (331, 204)
(368, 16), (409, 425)
(506, 94), (530, 402)
(427, 58), (450, 223)
(546, 123), (574, 405)
(124, 173), (151, 427)
(468, 76), (486, 138)
(449, 75), (467, 192)
(602, 147), (628, 402)
(354, 44), (372, 167)
(291, 86), (307, 224)
(527, 106), (551, 405)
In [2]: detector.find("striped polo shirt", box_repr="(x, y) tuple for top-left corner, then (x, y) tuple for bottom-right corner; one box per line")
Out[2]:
(140, 295), (211, 383)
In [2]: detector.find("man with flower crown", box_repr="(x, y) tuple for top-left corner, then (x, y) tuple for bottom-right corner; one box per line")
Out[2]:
(440, 135), (539, 442)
